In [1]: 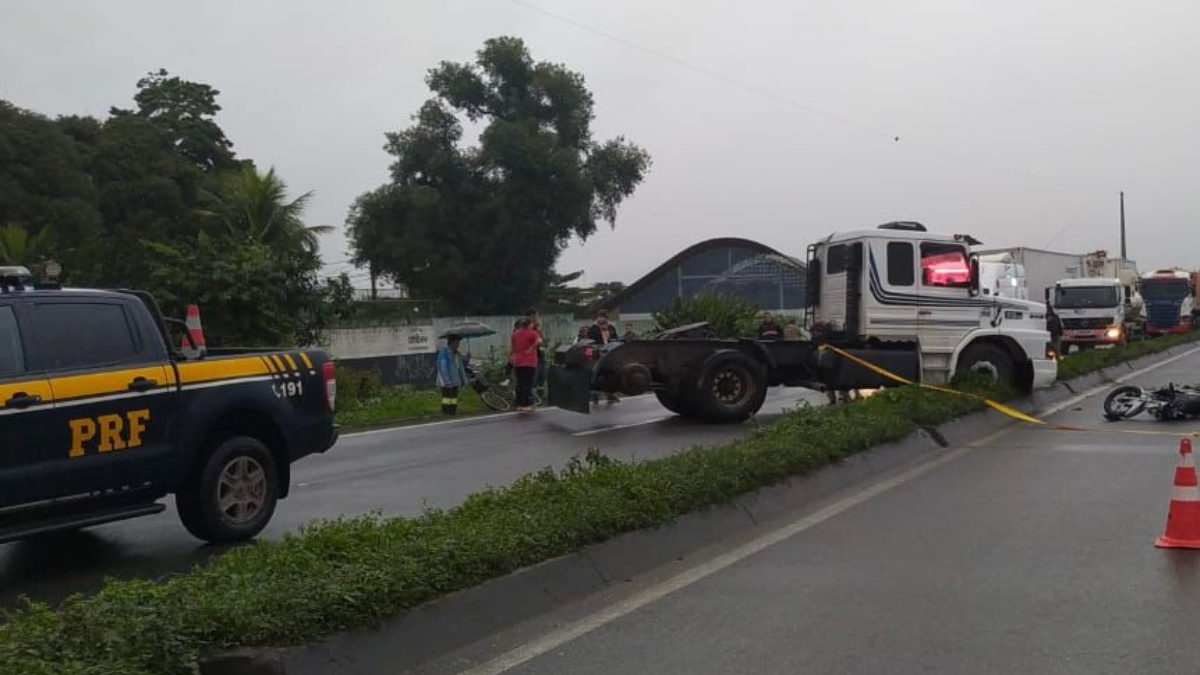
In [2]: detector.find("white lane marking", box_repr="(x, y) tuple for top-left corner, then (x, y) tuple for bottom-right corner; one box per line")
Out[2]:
(455, 346), (1200, 675)
(572, 416), (672, 437)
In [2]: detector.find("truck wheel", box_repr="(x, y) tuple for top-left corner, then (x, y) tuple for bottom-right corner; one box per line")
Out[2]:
(655, 388), (699, 416)
(177, 436), (280, 544)
(694, 350), (768, 423)
(956, 343), (1017, 389)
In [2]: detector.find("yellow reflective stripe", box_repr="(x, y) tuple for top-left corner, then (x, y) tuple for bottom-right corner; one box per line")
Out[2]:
(260, 356), (276, 373)
(282, 353), (299, 371)
(270, 354), (287, 372)
(50, 366), (167, 401)
(298, 351), (314, 369)
(177, 356), (271, 385)
(0, 379), (53, 404)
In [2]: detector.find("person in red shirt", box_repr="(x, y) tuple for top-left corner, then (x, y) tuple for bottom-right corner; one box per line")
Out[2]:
(510, 318), (543, 412)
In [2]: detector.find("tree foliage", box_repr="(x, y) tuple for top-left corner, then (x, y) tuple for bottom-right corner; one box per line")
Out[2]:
(348, 37), (651, 314)
(653, 293), (761, 339)
(0, 70), (343, 346)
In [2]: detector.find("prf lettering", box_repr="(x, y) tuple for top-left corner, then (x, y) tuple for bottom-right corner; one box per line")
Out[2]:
(69, 410), (151, 458)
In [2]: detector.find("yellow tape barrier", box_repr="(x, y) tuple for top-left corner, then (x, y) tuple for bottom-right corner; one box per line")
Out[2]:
(818, 343), (1200, 438)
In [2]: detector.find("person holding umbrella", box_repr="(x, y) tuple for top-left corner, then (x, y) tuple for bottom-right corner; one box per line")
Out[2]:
(436, 333), (470, 415)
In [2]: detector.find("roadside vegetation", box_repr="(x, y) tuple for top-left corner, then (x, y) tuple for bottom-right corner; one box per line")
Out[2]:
(333, 368), (486, 428)
(4, 336), (1194, 674)
(1056, 331), (1200, 380)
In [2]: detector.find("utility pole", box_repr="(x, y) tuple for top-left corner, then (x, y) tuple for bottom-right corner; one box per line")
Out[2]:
(1119, 191), (1127, 260)
(369, 262), (378, 301)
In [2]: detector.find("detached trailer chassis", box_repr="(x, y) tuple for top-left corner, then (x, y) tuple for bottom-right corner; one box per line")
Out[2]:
(548, 323), (922, 423)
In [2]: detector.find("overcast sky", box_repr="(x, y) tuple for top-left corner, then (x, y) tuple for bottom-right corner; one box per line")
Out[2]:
(3, 0), (1198, 289)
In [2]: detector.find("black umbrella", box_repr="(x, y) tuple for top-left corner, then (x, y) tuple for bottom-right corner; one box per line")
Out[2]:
(440, 321), (497, 339)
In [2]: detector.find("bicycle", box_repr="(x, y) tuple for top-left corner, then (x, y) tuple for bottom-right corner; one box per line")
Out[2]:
(467, 364), (544, 412)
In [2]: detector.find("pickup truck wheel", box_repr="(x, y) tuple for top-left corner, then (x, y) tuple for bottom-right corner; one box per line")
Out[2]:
(694, 350), (768, 423)
(177, 436), (280, 543)
(956, 343), (1016, 389)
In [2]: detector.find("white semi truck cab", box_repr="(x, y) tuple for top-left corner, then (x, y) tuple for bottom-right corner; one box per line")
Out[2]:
(550, 221), (1058, 423)
(808, 221), (1058, 391)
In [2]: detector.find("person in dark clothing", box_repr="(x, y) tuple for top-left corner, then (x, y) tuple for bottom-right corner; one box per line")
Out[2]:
(622, 323), (638, 341)
(758, 313), (784, 340)
(587, 310), (619, 403)
(1047, 306), (1064, 358)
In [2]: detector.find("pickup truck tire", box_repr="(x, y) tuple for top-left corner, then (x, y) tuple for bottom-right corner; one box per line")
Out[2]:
(177, 436), (280, 543)
(693, 350), (768, 423)
(956, 343), (1016, 388)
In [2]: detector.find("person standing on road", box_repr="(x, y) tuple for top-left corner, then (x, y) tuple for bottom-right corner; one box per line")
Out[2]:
(622, 323), (638, 341)
(436, 333), (469, 415)
(510, 318), (542, 412)
(587, 310), (620, 403)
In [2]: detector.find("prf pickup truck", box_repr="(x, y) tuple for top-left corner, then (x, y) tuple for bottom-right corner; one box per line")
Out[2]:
(0, 266), (339, 543)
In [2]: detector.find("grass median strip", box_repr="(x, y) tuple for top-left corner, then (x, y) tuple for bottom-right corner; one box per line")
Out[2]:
(1056, 332), (1200, 381)
(0, 336), (1192, 675)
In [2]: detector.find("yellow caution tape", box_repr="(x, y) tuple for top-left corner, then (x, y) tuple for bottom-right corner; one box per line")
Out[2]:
(818, 343), (1200, 438)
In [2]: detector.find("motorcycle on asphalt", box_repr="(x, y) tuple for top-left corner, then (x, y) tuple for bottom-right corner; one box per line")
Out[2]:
(1102, 382), (1200, 421)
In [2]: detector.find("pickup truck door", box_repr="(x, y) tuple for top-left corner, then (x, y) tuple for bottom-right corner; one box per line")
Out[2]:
(27, 297), (179, 500)
(0, 301), (57, 508)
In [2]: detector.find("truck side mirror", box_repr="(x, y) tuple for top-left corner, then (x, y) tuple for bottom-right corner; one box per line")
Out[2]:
(968, 257), (980, 297)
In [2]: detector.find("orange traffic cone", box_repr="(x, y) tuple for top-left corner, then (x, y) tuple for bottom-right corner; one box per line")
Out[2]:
(181, 304), (207, 357)
(1155, 438), (1200, 549)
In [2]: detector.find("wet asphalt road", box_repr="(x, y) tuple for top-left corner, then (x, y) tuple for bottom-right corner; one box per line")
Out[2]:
(431, 347), (1200, 675)
(0, 387), (824, 609)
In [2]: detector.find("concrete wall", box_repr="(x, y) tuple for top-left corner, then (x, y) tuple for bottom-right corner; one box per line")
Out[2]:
(327, 314), (578, 386)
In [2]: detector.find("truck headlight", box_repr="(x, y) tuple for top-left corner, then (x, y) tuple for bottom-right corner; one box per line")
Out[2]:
(1105, 326), (1122, 339)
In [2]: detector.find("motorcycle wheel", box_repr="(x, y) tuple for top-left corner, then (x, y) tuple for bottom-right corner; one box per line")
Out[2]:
(1103, 385), (1146, 420)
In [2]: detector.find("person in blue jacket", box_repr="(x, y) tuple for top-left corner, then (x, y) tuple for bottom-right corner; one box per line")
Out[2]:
(436, 333), (469, 415)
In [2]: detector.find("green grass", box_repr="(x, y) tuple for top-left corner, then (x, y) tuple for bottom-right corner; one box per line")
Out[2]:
(335, 386), (488, 429)
(1056, 332), (1200, 381)
(0, 338), (1189, 675)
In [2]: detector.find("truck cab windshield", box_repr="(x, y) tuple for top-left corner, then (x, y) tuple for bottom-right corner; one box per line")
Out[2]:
(1054, 286), (1119, 309)
(1142, 280), (1189, 300)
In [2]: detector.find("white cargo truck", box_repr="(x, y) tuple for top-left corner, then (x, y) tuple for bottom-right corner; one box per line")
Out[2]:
(975, 246), (1086, 307)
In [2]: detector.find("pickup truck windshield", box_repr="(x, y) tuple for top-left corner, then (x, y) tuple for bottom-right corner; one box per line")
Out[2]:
(1054, 286), (1119, 309)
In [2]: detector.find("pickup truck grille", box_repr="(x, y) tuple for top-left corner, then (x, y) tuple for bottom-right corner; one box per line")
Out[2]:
(1062, 317), (1112, 330)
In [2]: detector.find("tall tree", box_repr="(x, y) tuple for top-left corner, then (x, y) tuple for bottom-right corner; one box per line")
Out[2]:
(126, 68), (238, 172)
(204, 165), (331, 254)
(348, 37), (651, 314)
(0, 102), (101, 251)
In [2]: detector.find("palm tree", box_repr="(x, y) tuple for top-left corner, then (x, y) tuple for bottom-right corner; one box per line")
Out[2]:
(0, 224), (55, 265)
(208, 166), (332, 254)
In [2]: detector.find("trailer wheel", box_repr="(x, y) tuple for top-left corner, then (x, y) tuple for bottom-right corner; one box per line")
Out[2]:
(694, 350), (768, 423)
(956, 343), (1017, 389)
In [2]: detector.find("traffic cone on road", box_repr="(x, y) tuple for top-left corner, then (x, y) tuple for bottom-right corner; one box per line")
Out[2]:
(181, 304), (207, 358)
(1155, 438), (1200, 549)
